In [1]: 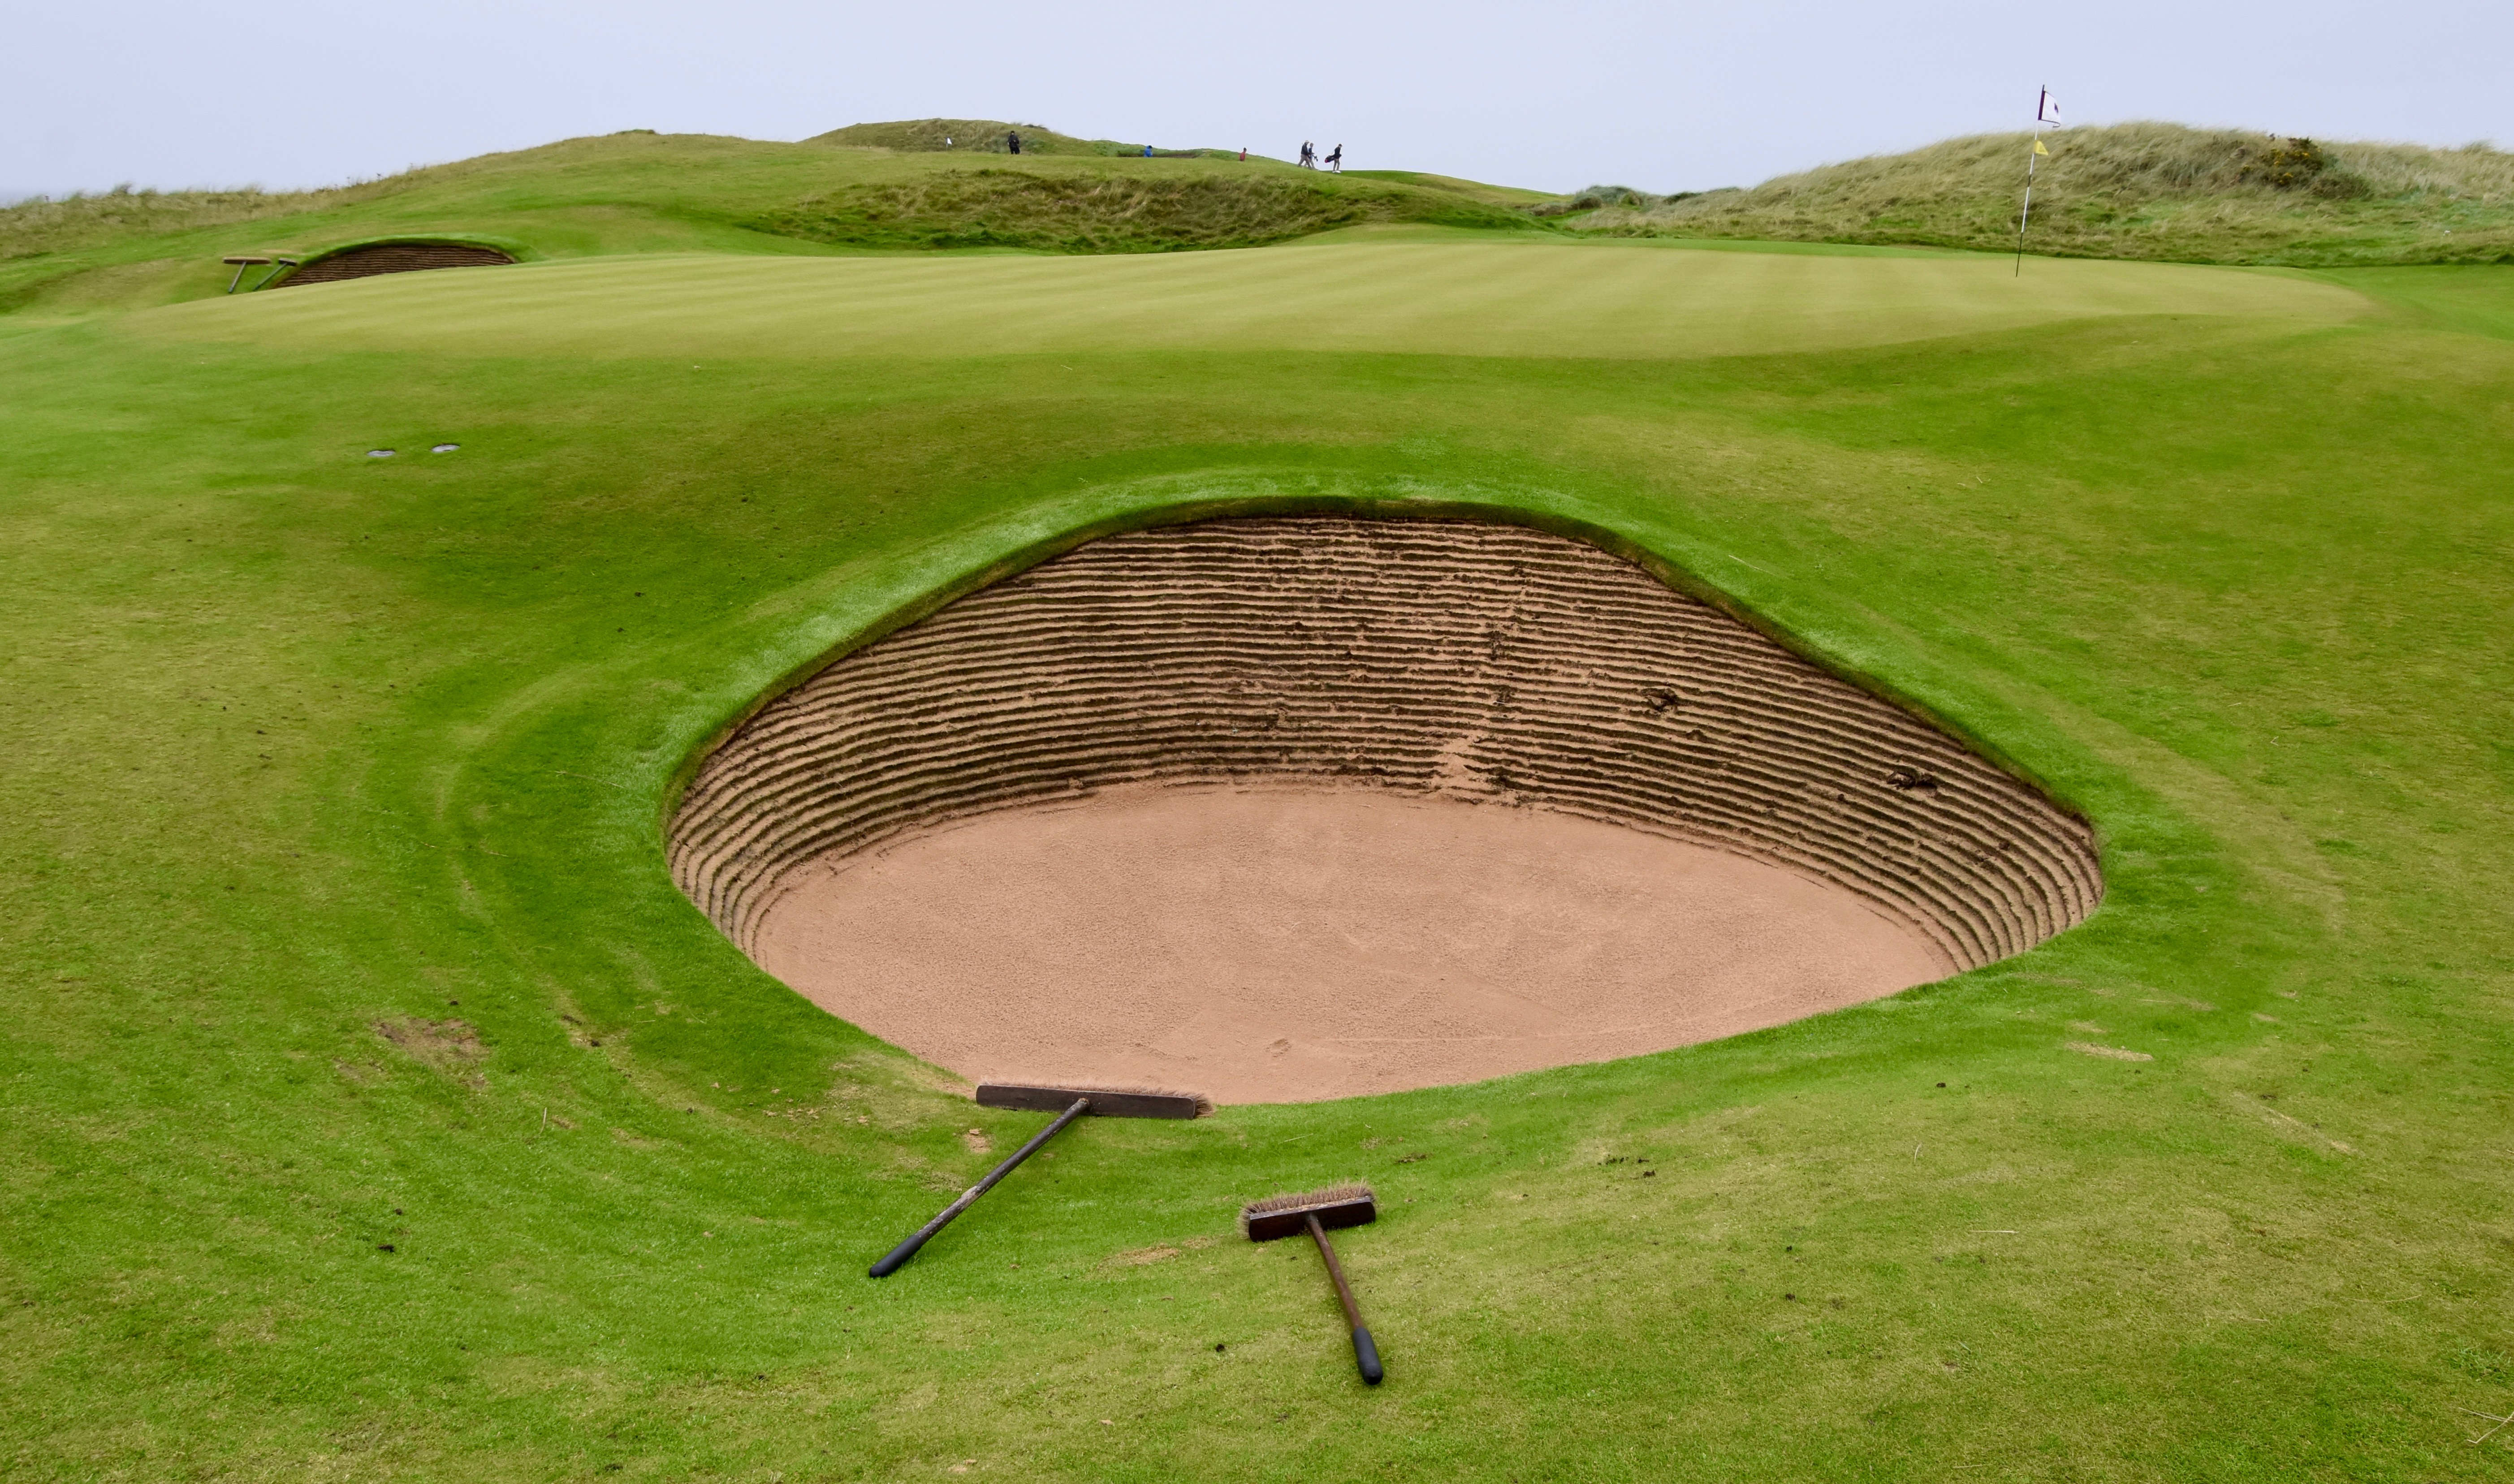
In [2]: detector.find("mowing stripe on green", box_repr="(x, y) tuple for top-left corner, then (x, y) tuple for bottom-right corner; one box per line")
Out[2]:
(134, 239), (2369, 362)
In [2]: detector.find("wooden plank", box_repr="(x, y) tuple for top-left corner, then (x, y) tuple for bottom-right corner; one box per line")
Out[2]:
(976, 1083), (1206, 1119)
(1242, 1192), (1377, 1242)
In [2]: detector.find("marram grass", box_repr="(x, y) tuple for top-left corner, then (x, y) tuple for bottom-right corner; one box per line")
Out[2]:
(1582, 120), (2514, 266)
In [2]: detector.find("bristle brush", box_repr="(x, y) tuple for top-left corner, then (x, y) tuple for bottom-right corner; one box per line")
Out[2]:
(1240, 1182), (1384, 1384)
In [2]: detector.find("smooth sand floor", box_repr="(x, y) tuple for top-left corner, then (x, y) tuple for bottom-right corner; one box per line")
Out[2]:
(753, 785), (1954, 1104)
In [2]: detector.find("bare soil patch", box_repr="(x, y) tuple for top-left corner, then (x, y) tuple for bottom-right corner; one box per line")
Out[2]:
(375, 1017), (486, 1085)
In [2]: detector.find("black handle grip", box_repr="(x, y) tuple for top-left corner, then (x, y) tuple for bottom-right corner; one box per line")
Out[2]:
(1350, 1325), (1384, 1385)
(868, 1226), (938, 1278)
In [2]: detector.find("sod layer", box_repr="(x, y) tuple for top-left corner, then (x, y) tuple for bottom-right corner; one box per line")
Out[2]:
(276, 241), (515, 287)
(671, 517), (2099, 1100)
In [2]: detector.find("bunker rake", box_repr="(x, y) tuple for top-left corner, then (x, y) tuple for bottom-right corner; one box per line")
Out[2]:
(1240, 1182), (1385, 1384)
(868, 1082), (1210, 1277)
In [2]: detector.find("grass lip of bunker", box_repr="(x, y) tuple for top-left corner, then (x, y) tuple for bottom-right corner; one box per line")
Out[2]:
(668, 513), (2102, 1103)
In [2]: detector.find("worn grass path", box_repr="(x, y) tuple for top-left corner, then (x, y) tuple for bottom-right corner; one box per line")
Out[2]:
(1, 239), (2510, 1481)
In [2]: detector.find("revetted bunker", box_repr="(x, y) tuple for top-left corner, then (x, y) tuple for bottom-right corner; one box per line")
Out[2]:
(669, 515), (2101, 1102)
(277, 240), (514, 287)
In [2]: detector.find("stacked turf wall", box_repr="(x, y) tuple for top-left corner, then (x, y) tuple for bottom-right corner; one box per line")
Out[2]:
(670, 516), (2102, 973)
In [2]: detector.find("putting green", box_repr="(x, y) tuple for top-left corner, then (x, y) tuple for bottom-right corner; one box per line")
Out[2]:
(133, 237), (2367, 361)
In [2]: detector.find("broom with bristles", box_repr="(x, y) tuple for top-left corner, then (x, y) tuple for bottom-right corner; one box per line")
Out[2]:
(1240, 1182), (1384, 1384)
(868, 1083), (1212, 1277)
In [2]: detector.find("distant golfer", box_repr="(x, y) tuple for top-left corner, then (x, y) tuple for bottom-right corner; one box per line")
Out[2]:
(1007, 130), (1022, 155)
(1299, 141), (1315, 168)
(1325, 144), (1343, 173)
(1143, 143), (1153, 157)
(1239, 147), (1248, 161)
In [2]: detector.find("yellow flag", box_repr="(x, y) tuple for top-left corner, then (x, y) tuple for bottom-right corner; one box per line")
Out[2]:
(2034, 139), (2050, 156)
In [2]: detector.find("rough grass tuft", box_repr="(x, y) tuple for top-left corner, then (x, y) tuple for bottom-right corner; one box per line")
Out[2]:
(2, 185), (344, 261)
(807, 117), (1217, 158)
(750, 168), (1538, 253)
(1577, 121), (2514, 265)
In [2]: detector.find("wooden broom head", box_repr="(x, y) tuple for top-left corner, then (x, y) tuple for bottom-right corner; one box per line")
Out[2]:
(1239, 1183), (1377, 1242)
(974, 1083), (1213, 1120)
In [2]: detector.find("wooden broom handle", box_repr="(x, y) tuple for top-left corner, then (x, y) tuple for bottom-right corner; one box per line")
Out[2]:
(1308, 1212), (1384, 1384)
(869, 1097), (1089, 1277)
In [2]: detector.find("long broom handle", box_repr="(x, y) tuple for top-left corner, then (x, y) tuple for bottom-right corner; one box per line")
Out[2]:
(868, 1097), (1089, 1277)
(1307, 1212), (1385, 1385)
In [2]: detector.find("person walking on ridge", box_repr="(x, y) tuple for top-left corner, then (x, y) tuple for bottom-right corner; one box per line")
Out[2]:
(1325, 144), (1343, 172)
(1006, 130), (1022, 155)
(1299, 141), (1315, 168)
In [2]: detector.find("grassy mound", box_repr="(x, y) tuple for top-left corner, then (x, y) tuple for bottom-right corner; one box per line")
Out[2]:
(1577, 121), (2514, 265)
(751, 168), (1542, 252)
(0, 129), (1543, 317)
(1338, 169), (1562, 208)
(0, 185), (344, 260)
(808, 117), (1214, 157)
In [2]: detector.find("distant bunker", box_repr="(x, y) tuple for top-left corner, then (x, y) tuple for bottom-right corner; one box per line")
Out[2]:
(670, 516), (2101, 1104)
(278, 240), (514, 287)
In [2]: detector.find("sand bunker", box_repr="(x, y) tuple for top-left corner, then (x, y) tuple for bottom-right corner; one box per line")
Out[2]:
(278, 241), (513, 288)
(754, 785), (1951, 1102)
(671, 516), (2101, 1102)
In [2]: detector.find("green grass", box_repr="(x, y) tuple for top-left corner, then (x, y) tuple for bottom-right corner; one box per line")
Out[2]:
(1580, 121), (2514, 267)
(20, 117), (2505, 333)
(130, 240), (2364, 362)
(746, 169), (1534, 253)
(1339, 169), (1564, 207)
(803, 117), (1218, 158)
(0, 131), (1540, 319)
(3, 162), (2513, 1482)
(2323, 264), (2514, 340)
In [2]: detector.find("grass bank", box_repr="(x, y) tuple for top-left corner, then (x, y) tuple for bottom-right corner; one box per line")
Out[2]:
(1, 225), (2510, 1479)
(749, 169), (1535, 253)
(1577, 121), (2514, 266)
(806, 117), (1225, 158)
(0, 129), (1539, 318)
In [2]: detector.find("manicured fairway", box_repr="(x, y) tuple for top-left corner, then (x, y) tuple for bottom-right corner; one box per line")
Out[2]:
(2, 226), (2511, 1483)
(137, 237), (2366, 361)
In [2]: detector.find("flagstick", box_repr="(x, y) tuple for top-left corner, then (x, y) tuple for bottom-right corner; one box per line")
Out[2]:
(2014, 130), (2040, 277)
(2015, 85), (2056, 277)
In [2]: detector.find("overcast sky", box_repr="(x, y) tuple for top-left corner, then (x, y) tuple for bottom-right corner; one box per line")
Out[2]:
(9, 0), (2508, 202)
